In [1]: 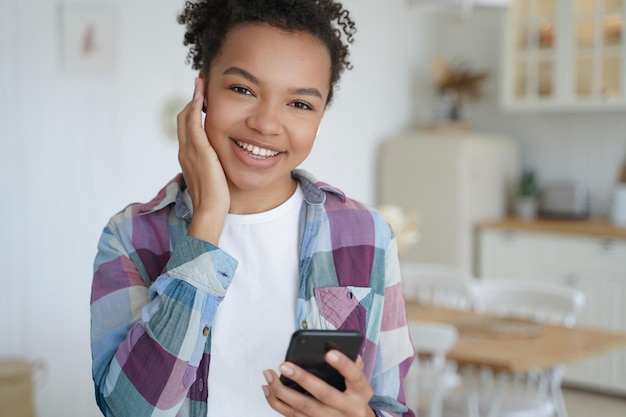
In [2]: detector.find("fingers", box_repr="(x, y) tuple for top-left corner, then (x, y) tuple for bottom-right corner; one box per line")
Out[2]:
(280, 362), (341, 402)
(263, 352), (374, 417)
(263, 368), (326, 417)
(325, 351), (373, 399)
(177, 77), (205, 148)
(188, 76), (205, 129)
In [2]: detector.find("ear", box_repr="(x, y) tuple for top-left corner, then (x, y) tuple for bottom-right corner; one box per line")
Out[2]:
(198, 71), (207, 113)
(316, 118), (325, 138)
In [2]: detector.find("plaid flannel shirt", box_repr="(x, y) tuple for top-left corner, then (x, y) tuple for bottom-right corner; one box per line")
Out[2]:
(91, 169), (415, 417)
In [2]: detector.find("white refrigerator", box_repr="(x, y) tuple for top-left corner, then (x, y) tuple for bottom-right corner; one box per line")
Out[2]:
(377, 130), (519, 274)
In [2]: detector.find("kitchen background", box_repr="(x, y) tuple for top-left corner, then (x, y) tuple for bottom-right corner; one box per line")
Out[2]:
(1, 0), (625, 416)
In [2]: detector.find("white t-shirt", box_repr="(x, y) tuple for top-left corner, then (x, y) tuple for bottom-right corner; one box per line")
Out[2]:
(206, 185), (302, 416)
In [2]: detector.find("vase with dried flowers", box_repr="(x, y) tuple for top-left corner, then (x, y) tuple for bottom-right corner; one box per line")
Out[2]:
(377, 205), (420, 255)
(432, 56), (488, 122)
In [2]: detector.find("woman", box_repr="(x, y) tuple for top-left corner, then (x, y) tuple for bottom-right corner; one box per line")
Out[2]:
(90, 1), (415, 416)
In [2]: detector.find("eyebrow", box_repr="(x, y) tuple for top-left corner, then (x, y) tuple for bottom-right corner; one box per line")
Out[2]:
(223, 66), (323, 100)
(289, 87), (323, 100)
(223, 66), (259, 85)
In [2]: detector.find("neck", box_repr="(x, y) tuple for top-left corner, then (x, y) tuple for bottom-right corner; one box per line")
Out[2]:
(228, 178), (298, 214)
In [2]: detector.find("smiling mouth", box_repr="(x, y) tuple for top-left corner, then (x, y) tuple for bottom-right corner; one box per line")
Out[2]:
(235, 140), (280, 158)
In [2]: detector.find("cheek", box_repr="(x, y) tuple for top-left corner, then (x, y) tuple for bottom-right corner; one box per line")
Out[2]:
(203, 115), (215, 144)
(203, 106), (232, 143)
(289, 125), (318, 152)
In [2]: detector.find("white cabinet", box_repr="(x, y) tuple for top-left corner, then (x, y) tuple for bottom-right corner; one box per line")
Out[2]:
(502, 0), (626, 110)
(377, 131), (518, 273)
(479, 226), (626, 394)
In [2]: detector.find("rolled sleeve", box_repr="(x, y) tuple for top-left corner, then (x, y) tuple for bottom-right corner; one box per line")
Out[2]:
(164, 236), (238, 297)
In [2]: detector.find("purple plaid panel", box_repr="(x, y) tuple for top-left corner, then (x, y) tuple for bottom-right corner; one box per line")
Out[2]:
(92, 256), (147, 303)
(339, 302), (367, 331)
(155, 359), (196, 410)
(315, 287), (362, 329)
(122, 331), (181, 406)
(135, 248), (170, 282)
(360, 338), (377, 379)
(134, 175), (180, 214)
(326, 202), (376, 248)
(331, 245), (374, 287)
(132, 210), (171, 257)
(380, 282), (408, 332)
(397, 356), (415, 417)
(189, 353), (210, 402)
(325, 200), (375, 287)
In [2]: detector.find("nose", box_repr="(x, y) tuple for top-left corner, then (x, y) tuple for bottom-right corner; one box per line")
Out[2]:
(246, 99), (283, 136)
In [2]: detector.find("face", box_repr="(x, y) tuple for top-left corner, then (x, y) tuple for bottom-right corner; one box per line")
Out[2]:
(203, 23), (331, 210)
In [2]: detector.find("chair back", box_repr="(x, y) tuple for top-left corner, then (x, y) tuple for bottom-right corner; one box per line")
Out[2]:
(406, 322), (460, 417)
(409, 322), (459, 364)
(443, 279), (585, 417)
(469, 279), (586, 327)
(401, 262), (475, 310)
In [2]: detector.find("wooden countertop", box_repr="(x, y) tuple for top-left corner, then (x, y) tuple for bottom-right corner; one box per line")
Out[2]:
(477, 217), (626, 239)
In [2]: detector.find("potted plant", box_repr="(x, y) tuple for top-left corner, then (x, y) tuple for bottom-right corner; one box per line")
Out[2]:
(516, 170), (539, 220)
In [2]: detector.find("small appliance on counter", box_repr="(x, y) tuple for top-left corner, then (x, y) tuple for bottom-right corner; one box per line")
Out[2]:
(538, 182), (591, 219)
(611, 185), (626, 227)
(611, 161), (626, 227)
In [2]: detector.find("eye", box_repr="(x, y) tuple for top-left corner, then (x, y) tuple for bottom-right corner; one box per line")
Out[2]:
(290, 101), (313, 111)
(230, 86), (253, 96)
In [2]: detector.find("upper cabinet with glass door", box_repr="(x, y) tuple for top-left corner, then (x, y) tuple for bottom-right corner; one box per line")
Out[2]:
(502, 0), (626, 110)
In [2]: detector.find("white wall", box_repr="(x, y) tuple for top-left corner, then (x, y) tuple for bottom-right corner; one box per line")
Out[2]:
(425, 8), (626, 217)
(0, 1), (432, 415)
(302, 1), (437, 201)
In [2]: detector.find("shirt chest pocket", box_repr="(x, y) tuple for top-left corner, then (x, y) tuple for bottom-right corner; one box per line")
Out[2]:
(314, 286), (373, 334)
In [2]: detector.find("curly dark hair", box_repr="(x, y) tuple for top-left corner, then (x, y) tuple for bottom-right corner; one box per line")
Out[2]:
(177, 0), (356, 104)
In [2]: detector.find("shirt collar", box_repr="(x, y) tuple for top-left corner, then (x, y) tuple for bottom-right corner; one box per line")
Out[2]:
(135, 173), (185, 215)
(134, 170), (346, 219)
(291, 169), (346, 205)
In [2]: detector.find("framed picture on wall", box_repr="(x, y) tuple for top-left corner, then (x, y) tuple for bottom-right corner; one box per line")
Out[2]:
(61, 3), (116, 72)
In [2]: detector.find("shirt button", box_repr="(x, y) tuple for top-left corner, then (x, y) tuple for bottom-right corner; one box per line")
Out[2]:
(202, 326), (210, 336)
(301, 321), (308, 329)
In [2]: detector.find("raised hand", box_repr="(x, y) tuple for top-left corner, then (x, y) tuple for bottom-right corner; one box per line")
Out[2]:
(177, 76), (230, 245)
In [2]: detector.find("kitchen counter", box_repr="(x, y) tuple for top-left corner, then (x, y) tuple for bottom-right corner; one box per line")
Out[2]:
(477, 217), (626, 240)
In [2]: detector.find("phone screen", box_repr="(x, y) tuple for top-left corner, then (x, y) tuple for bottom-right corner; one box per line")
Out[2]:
(279, 329), (364, 395)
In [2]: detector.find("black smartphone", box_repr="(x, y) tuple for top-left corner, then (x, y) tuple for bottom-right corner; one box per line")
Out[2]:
(280, 329), (364, 395)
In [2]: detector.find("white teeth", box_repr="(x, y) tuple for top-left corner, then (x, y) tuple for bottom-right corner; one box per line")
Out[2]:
(236, 141), (279, 157)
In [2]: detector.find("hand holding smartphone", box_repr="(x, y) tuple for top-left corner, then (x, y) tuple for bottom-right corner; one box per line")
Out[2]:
(280, 329), (364, 395)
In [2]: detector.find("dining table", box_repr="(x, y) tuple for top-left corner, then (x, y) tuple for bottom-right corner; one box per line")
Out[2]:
(404, 301), (626, 417)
